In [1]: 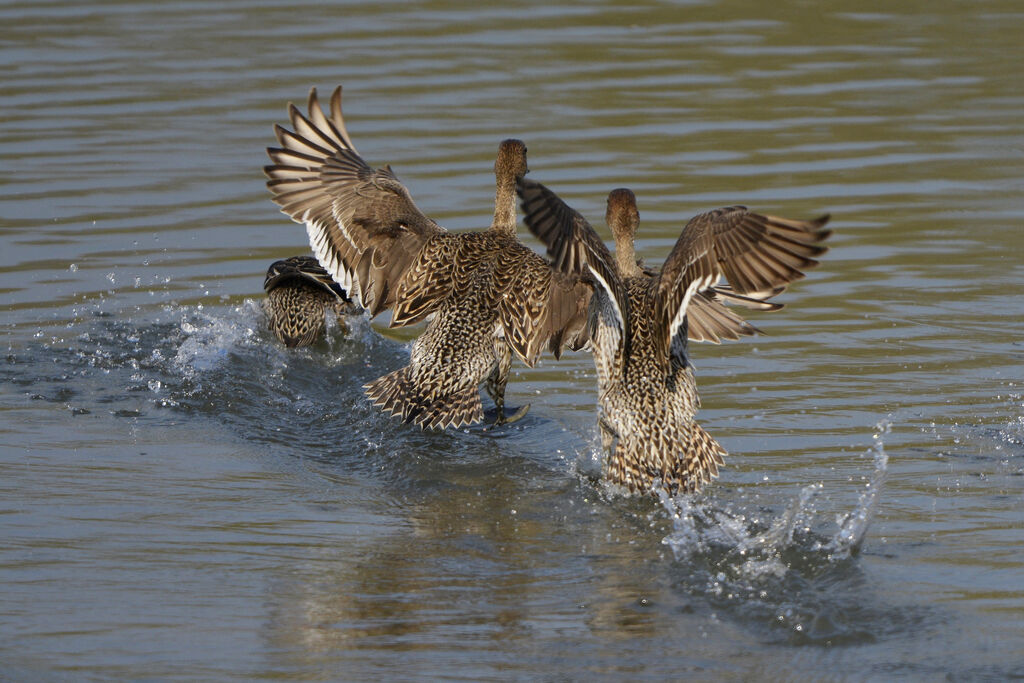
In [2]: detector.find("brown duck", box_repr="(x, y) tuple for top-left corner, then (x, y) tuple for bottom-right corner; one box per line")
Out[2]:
(265, 87), (588, 429)
(262, 255), (361, 347)
(518, 179), (831, 494)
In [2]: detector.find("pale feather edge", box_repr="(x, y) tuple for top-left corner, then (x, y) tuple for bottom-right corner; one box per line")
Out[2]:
(586, 263), (624, 343)
(668, 274), (719, 345)
(303, 211), (364, 306)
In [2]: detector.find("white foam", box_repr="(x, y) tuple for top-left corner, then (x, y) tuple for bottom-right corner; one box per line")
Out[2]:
(173, 302), (260, 380)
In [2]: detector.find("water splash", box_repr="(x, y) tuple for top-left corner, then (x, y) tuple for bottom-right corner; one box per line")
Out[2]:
(996, 390), (1024, 449)
(1000, 416), (1024, 446)
(824, 419), (889, 560)
(655, 420), (894, 643)
(173, 302), (261, 380)
(662, 419), (889, 568)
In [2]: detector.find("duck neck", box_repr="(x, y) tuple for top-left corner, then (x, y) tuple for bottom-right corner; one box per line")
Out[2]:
(615, 236), (639, 278)
(490, 174), (517, 237)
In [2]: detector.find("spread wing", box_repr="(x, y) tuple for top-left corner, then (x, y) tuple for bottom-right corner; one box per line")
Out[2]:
(263, 255), (352, 302)
(492, 243), (591, 366)
(517, 178), (627, 351)
(654, 207), (831, 352)
(685, 285), (786, 343)
(516, 179), (613, 277)
(265, 86), (448, 320)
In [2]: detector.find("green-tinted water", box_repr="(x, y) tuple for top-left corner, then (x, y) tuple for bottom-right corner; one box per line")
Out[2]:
(2, 1), (1023, 679)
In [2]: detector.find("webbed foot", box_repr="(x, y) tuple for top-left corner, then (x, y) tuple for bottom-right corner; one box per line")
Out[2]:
(484, 403), (531, 431)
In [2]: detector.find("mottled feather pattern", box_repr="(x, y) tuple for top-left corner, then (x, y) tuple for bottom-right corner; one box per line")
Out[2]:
(389, 233), (458, 326)
(364, 271), (508, 429)
(595, 280), (728, 495)
(519, 179), (830, 495)
(496, 244), (552, 365)
(264, 282), (334, 348)
(364, 366), (484, 430)
(262, 256), (360, 347)
(266, 87), (587, 429)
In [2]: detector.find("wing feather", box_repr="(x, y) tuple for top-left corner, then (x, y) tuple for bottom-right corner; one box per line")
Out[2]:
(263, 255), (353, 303)
(654, 207), (830, 352)
(518, 178), (628, 356)
(686, 291), (761, 343)
(265, 86), (448, 321)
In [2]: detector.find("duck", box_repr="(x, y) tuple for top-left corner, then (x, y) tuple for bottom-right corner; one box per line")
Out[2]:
(265, 87), (589, 430)
(262, 255), (361, 347)
(517, 179), (831, 494)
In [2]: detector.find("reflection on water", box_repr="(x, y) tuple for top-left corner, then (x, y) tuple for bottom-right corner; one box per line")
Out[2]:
(3, 0), (1024, 679)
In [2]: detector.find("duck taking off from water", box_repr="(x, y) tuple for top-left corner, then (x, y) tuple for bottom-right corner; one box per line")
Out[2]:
(518, 179), (831, 495)
(262, 255), (361, 347)
(265, 87), (589, 430)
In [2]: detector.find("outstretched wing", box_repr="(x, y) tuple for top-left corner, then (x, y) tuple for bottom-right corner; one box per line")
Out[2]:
(516, 179), (613, 276)
(685, 284), (785, 343)
(654, 207), (830, 352)
(265, 86), (448, 320)
(517, 178), (628, 351)
(489, 242), (591, 366)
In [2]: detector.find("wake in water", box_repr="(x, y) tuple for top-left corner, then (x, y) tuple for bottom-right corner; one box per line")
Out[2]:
(173, 300), (380, 383)
(3, 298), (387, 420)
(663, 420), (889, 562)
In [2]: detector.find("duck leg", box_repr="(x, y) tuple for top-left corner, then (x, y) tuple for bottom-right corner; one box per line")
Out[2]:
(484, 341), (530, 428)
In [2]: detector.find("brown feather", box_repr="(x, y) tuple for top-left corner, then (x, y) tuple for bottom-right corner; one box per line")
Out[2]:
(519, 180), (831, 495)
(266, 87), (588, 429)
(262, 256), (360, 347)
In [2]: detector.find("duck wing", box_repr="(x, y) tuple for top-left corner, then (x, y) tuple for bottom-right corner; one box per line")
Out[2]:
(654, 206), (830, 352)
(490, 243), (592, 365)
(265, 86), (447, 320)
(517, 178), (626, 351)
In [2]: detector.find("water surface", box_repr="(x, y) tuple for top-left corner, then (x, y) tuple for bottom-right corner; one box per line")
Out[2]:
(3, 0), (1024, 679)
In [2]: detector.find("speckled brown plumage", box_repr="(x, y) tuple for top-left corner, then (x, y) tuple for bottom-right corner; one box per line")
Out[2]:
(518, 180), (831, 495)
(262, 255), (360, 347)
(264, 87), (588, 429)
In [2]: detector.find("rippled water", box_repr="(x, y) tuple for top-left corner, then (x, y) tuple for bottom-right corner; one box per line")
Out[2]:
(3, 0), (1024, 679)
